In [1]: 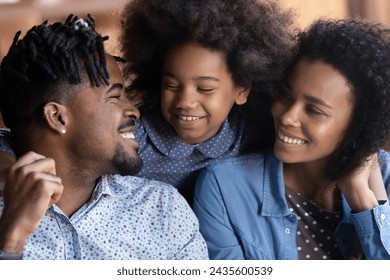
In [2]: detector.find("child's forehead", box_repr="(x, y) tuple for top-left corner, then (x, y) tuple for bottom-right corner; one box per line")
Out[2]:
(164, 42), (228, 74)
(166, 41), (225, 59)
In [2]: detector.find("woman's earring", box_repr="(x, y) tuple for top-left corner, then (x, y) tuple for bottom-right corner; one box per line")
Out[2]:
(61, 128), (66, 134)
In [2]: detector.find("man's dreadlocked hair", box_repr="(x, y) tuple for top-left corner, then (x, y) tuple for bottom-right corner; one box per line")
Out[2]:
(0, 14), (110, 132)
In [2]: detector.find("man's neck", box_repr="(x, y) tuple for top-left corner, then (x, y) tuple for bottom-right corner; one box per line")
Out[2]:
(55, 183), (96, 217)
(54, 159), (102, 217)
(24, 144), (100, 217)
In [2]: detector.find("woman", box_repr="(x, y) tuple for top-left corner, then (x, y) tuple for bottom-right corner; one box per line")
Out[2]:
(193, 19), (390, 260)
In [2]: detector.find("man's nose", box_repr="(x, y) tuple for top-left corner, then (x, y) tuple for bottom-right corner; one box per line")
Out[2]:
(123, 97), (141, 120)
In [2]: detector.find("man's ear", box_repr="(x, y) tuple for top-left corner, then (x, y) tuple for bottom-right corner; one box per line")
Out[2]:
(235, 84), (251, 105)
(42, 102), (68, 135)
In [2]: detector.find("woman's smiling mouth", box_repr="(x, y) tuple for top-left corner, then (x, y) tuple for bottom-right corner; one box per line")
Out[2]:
(278, 130), (307, 145)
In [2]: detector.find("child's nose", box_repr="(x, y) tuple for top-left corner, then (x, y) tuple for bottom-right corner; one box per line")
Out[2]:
(175, 88), (197, 109)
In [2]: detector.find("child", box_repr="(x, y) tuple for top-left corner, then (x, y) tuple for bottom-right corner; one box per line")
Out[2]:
(119, 0), (295, 200)
(193, 19), (390, 259)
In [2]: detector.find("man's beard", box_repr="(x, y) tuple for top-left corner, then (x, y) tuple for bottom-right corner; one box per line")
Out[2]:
(112, 143), (143, 176)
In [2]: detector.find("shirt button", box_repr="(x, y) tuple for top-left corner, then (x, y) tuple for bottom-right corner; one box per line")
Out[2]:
(285, 228), (291, 234)
(380, 214), (386, 221)
(66, 223), (73, 231)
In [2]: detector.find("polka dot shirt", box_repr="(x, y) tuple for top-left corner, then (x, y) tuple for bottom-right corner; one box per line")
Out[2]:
(0, 175), (209, 260)
(0, 128), (15, 157)
(135, 111), (244, 195)
(285, 186), (343, 260)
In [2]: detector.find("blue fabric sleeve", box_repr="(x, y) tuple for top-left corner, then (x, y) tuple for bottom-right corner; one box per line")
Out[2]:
(0, 128), (16, 157)
(379, 150), (390, 199)
(348, 150), (390, 259)
(351, 202), (390, 259)
(193, 168), (245, 260)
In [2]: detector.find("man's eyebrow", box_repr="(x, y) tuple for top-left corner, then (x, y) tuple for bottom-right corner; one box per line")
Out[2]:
(106, 83), (124, 94)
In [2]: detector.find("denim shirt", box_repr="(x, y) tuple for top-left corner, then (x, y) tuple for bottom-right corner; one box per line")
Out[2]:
(193, 151), (390, 260)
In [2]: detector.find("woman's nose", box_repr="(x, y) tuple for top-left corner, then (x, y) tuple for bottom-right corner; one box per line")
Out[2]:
(279, 104), (301, 127)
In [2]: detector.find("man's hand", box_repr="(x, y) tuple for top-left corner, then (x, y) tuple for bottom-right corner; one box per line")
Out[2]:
(0, 151), (63, 254)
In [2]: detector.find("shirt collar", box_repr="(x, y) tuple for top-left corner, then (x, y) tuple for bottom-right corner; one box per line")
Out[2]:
(50, 175), (145, 220)
(96, 174), (146, 198)
(140, 111), (242, 159)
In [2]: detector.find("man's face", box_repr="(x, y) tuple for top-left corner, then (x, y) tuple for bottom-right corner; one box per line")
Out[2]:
(66, 55), (142, 176)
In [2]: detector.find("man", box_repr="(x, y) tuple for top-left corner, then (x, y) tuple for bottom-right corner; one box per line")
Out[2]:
(0, 15), (208, 260)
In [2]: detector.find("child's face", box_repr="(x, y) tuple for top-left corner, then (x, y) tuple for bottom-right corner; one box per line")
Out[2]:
(271, 57), (354, 166)
(160, 42), (249, 145)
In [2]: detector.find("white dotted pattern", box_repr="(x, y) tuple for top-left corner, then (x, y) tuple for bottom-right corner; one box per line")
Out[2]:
(0, 175), (208, 260)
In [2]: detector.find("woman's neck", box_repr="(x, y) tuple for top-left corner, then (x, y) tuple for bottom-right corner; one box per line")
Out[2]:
(283, 163), (342, 212)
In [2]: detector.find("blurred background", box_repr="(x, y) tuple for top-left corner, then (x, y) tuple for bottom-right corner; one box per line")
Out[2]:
(1, 0), (390, 60)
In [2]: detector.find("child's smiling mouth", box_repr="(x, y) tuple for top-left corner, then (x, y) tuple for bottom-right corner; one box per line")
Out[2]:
(177, 115), (202, 121)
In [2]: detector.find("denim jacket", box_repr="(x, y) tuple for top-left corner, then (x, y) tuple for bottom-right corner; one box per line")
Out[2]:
(193, 151), (390, 259)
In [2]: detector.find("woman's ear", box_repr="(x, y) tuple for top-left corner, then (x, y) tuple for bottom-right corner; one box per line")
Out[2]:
(235, 84), (251, 105)
(42, 102), (68, 135)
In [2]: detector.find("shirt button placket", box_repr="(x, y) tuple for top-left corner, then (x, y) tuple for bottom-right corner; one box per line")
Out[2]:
(60, 220), (79, 259)
(66, 223), (74, 231)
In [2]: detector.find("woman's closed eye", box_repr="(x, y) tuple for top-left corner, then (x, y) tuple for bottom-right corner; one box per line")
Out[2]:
(305, 105), (328, 117)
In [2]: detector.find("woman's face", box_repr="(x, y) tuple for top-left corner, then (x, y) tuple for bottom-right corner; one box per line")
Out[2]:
(271, 57), (354, 165)
(160, 41), (249, 145)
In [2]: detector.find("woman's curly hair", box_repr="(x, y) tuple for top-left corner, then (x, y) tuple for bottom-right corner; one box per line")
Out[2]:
(120, 0), (295, 119)
(287, 19), (390, 180)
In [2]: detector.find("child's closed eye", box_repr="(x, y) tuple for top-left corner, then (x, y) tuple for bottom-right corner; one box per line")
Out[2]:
(197, 87), (214, 93)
